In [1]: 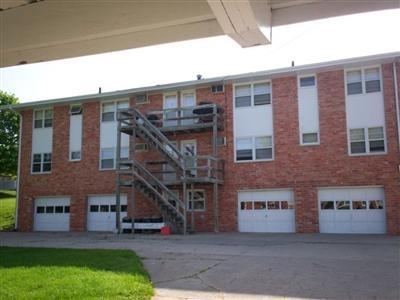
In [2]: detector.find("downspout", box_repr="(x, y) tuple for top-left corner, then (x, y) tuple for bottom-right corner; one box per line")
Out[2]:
(393, 62), (400, 152)
(8, 105), (22, 231)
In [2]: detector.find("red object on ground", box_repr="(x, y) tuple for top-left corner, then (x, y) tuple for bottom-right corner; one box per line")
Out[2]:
(160, 226), (171, 235)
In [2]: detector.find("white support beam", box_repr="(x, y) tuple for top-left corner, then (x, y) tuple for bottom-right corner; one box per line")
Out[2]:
(207, 0), (271, 47)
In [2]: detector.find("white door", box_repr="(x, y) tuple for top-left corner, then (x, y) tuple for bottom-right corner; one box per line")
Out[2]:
(238, 190), (295, 233)
(163, 94), (178, 127)
(318, 187), (386, 234)
(87, 195), (127, 232)
(34, 197), (70, 231)
(181, 140), (197, 177)
(181, 91), (196, 125)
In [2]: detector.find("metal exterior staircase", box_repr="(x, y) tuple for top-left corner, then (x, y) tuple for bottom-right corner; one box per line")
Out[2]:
(116, 105), (223, 233)
(118, 159), (186, 232)
(117, 107), (188, 233)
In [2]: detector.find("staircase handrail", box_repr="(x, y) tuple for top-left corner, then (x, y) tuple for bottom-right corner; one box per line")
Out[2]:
(132, 160), (185, 213)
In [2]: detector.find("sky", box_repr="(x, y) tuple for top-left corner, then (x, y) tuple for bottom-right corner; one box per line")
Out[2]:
(0, 8), (399, 103)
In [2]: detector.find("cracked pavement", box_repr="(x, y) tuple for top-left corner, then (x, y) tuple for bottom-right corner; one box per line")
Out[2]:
(1, 232), (399, 299)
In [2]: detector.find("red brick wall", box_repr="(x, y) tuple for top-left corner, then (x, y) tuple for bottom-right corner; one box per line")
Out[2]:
(17, 62), (400, 234)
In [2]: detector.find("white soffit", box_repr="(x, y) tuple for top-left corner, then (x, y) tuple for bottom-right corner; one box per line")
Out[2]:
(207, 0), (271, 47)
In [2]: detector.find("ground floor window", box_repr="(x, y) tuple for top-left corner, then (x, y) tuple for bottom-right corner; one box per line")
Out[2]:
(187, 190), (205, 211)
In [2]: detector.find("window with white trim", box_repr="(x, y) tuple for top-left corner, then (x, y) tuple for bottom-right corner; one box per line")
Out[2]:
(349, 126), (385, 154)
(100, 147), (129, 169)
(34, 109), (53, 128)
(32, 153), (52, 173)
(234, 82), (271, 108)
(187, 190), (205, 211)
(236, 136), (273, 161)
(101, 100), (129, 122)
(346, 67), (381, 95)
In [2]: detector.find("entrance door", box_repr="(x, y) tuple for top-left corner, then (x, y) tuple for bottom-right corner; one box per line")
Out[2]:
(181, 140), (197, 177)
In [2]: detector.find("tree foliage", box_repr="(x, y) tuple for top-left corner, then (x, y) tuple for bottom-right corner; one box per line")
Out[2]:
(0, 91), (19, 178)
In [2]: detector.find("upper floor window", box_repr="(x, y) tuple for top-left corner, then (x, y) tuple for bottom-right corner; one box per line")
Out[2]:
(346, 67), (381, 95)
(236, 136), (273, 162)
(101, 100), (129, 122)
(234, 82), (271, 108)
(32, 153), (52, 173)
(34, 109), (53, 128)
(349, 126), (385, 155)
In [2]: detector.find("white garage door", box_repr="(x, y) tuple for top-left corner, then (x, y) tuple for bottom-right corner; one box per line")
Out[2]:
(34, 197), (70, 231)
(238, 189), (295, 233)
(87, 195), (127, 232)
(318, 187), (386, 234)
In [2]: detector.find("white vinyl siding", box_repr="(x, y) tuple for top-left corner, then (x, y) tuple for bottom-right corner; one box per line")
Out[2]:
(32, 108), (53, 174)
(69, 105), (82, 161)
(298, 75), (319, 145)
(234, 81), (274, 163)
(100, 100), (129, 170)
(345, 65), (385, 156)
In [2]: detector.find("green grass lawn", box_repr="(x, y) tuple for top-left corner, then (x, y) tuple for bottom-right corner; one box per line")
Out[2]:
(0, 190), (16, 231)
(0, 247), (154, 299)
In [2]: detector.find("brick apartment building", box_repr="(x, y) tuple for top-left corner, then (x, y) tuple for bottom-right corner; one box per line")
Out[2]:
(8, 52), (400, 235)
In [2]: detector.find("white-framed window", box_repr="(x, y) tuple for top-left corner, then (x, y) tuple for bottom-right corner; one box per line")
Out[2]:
(302, 132), (319, 144)
(101, 100), (129, 122)
(34, 109), (53, 128)
(235, 136), (273, 162)
(100, 147), (129, 170)
(32, 153), (52, 173)
(349, 126), (385, 155)
(346, 67), (381, 95)
(234, 82), (271, 108)
(70, 151), (81, 161)
(298, 74), (319, 146)
(187, 190), (205, 211)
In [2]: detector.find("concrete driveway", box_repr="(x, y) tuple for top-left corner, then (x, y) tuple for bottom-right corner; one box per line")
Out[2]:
(1, 232), (399, 299)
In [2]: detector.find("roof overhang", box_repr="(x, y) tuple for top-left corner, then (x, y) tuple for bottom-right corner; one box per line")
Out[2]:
(1, 0), (399, 67)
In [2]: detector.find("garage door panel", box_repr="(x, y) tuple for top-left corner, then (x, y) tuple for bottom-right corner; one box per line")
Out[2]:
(87, 195), (127, 232)
(318, 187), (386, 234)
(238, 190), (294, 233)
(34, 197), (70, 231)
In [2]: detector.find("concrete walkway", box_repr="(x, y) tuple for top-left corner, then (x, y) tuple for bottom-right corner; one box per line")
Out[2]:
(1, 232), (399, 299)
